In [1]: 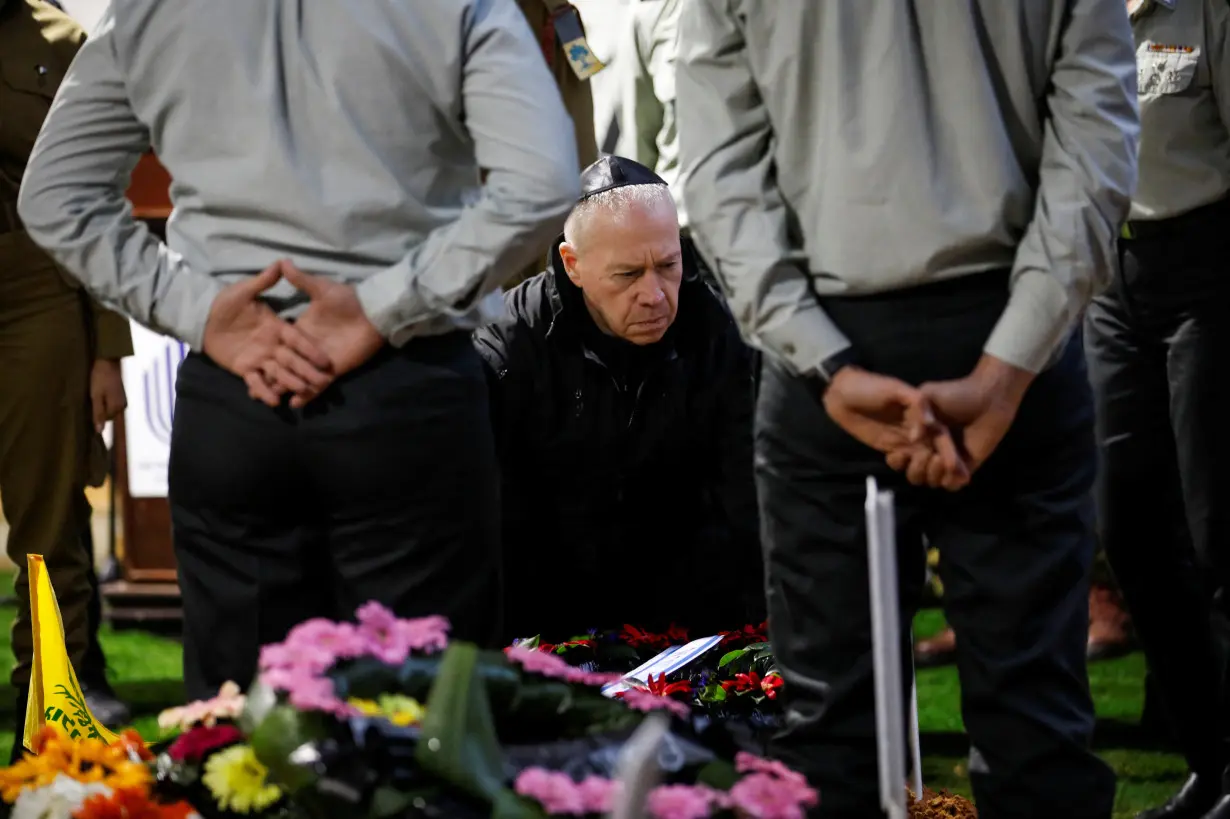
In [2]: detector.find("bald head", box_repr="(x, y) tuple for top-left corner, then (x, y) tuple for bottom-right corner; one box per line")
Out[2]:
(563, 183), (677, 252)
(558, 183), (683, 346)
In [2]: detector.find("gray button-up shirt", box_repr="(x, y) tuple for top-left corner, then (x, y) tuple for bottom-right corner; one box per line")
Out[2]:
(677, 0), (1140, 378)
(17, 0), (582, 351)
(1129, 0), (1230, 221)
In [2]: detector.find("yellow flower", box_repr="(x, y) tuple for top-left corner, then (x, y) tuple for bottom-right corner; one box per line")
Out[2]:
(201, 744), (281, 815)
(0, 728), (150, 803)
(345, 695), (425, 727)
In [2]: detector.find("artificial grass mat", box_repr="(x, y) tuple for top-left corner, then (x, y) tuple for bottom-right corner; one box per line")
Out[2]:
(0, 603), (1186, 817)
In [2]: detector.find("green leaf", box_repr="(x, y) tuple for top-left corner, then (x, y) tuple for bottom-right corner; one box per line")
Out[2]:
(248, 703), (332, 796)
(717, 649), (748, 668)
(698, 683), (727, 704)
(744, 642), (771, 651)
(415, 643), (539, 819)
(521, 636), (541, 650)
(695, 759), (738, 790)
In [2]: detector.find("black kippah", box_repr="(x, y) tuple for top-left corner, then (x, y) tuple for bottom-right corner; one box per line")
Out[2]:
(578, 155), (668, 202)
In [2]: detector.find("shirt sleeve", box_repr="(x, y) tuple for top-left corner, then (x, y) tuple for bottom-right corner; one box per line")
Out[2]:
(984, 0), (1139, 372)
(676, 0), (852, 379)
(353, 0), (581, 346)
(18, 6), (224, 351)
(1206, 0), (1230, 136)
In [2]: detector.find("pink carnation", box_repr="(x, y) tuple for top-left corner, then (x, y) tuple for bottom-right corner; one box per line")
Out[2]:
(727, 771), (819, 819)
(505, 645), (619, 687)
(615, 689), (691, 719)
(734, 752), (811, 789)
(513, 768), (586, 815)
(356, 603), (451, 665)
(577, 776), (621, 813)
(646, 784), (716, 819)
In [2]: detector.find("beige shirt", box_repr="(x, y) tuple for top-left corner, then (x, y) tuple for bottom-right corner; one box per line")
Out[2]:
(616, 0), (686, 227)
(1129, 0), (1230, 221)
(18, 0), (581, 352)
(677, 0), (1139, 378)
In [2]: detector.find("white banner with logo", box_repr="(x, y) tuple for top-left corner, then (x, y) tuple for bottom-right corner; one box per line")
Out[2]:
(120, 321), (187, 498)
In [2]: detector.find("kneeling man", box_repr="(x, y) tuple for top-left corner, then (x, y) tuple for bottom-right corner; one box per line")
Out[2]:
(476, 157), (762, 642)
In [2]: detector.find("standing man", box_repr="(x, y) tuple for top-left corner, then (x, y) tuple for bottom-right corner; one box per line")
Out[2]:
(678, 2), (1139, 817)
(0, 0), (133, 752)
(19, 0), (580, 702)
(506, 0), (601, 288)
(616, 0), (685, 229)
(1087, 2), (1230, 816)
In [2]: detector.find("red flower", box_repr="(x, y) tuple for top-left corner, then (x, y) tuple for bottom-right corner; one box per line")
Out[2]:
(640, 673), (692, 698)
(761, 673), (783, 700)
(722, 670), (769, 695)
(666, 624), (689, 643)
(719, 622), (769, 646)
(620, 625), (672, 651)
(74, 788), (196, 819)
(166, 723), (243, 764)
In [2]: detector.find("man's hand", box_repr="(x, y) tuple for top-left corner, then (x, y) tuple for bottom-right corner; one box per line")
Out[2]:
(281, 263), (386, 408)
(202, 261), (334, 407)
(89, 359), (127, 433)
(886, 354), (1035, 491)
(823, 367), (962, 473)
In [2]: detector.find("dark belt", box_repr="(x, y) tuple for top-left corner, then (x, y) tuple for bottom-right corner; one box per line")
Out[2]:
(0, 200), (21, 235)
(1120, 195), (1230, 241)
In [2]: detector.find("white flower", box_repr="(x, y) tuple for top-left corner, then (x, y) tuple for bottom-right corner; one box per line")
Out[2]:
(12, 774), (112, 819)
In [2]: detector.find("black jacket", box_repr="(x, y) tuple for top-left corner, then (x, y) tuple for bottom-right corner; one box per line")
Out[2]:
(474, 242), (763, 641)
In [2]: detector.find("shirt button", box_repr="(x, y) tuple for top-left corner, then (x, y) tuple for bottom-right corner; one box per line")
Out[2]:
(782, 343), (796, 356)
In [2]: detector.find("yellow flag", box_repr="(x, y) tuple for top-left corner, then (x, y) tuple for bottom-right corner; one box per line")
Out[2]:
(23, 554), (120, 751)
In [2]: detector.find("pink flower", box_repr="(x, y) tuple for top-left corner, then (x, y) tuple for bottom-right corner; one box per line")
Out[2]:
(157, 681), (247, 732)
(646, 784), (715, 819)
(615, 689), (691, 719)
(727, 772), (819, 819)
(513, 768), (585, 815)
(355, 603), (450, 665)
(504, 645), (614, 687)
(577, 776), (621, 814)
(259, 641), (335, 674)
(734, 752), (811, 789)
(286, 618), (367, 660)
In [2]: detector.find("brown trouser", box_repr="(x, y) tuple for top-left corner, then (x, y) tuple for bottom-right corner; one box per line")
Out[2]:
(0, 230), (96, 690)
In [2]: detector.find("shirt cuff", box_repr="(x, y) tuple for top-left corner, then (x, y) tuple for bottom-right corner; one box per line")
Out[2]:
(756, 301), (853, 380)
(355, 258), (416, 345)
(169, 277), (226, 353)
(90, 304), (134, 359)
(982, 268), (1075, 373)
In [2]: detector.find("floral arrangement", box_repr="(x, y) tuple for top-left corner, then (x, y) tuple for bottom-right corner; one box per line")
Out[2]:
(523, 622), (783, 726)
(0, 605), (820, 819)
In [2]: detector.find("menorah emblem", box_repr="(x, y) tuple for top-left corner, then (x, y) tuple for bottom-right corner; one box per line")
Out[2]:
(142, 340), (188, 446)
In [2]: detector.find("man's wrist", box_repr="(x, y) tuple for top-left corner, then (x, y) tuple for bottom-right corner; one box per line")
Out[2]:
(971, 353), (1034, 407)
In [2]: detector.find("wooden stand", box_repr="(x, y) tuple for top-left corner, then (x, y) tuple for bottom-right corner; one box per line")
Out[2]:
(101, 154), (182, 625)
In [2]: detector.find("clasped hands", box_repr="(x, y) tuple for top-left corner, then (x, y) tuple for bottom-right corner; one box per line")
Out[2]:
(201, 259), (385, 408)
(822, 356), (1033, 491)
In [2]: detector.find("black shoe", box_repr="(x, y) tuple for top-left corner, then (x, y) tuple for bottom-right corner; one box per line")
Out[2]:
(79, 680), (132, 730)
(1138, 774), (1221, 819)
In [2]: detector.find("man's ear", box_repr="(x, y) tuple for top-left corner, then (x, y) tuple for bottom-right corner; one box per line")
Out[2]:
(558, 242), (583, 287)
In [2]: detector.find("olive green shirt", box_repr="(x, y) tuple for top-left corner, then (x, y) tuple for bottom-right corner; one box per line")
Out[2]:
(0, 0), (131, 359)
(1129, 0), (1230, 220)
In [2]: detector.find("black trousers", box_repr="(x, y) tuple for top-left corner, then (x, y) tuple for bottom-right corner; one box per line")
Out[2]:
(757, 272), (1114, 819)
(169, 332), (501, 702)
(1086, 200), (1230, 778)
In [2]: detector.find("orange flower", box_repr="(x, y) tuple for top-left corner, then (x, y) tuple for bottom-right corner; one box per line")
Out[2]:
(74, 788), (197, 819)
(0, 727), (151, 803)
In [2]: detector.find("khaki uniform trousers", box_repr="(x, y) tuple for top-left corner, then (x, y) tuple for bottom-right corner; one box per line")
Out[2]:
(0, 230), (97, 690)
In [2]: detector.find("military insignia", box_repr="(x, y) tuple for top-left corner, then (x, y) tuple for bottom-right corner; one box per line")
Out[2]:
(1147, 43), (1195, 53)
(551, 6), (605, 80)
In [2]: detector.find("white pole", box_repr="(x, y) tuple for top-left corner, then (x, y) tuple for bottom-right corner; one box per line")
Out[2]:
(866, 478), (907, 819)
(608, 712), (670, 819)
(910, 674), (924, 801)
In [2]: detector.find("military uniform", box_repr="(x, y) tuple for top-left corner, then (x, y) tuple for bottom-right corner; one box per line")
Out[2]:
(1085, 1), (1230, 816)
(507, 0), (599, 287)
(0, 0), (133, 715)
